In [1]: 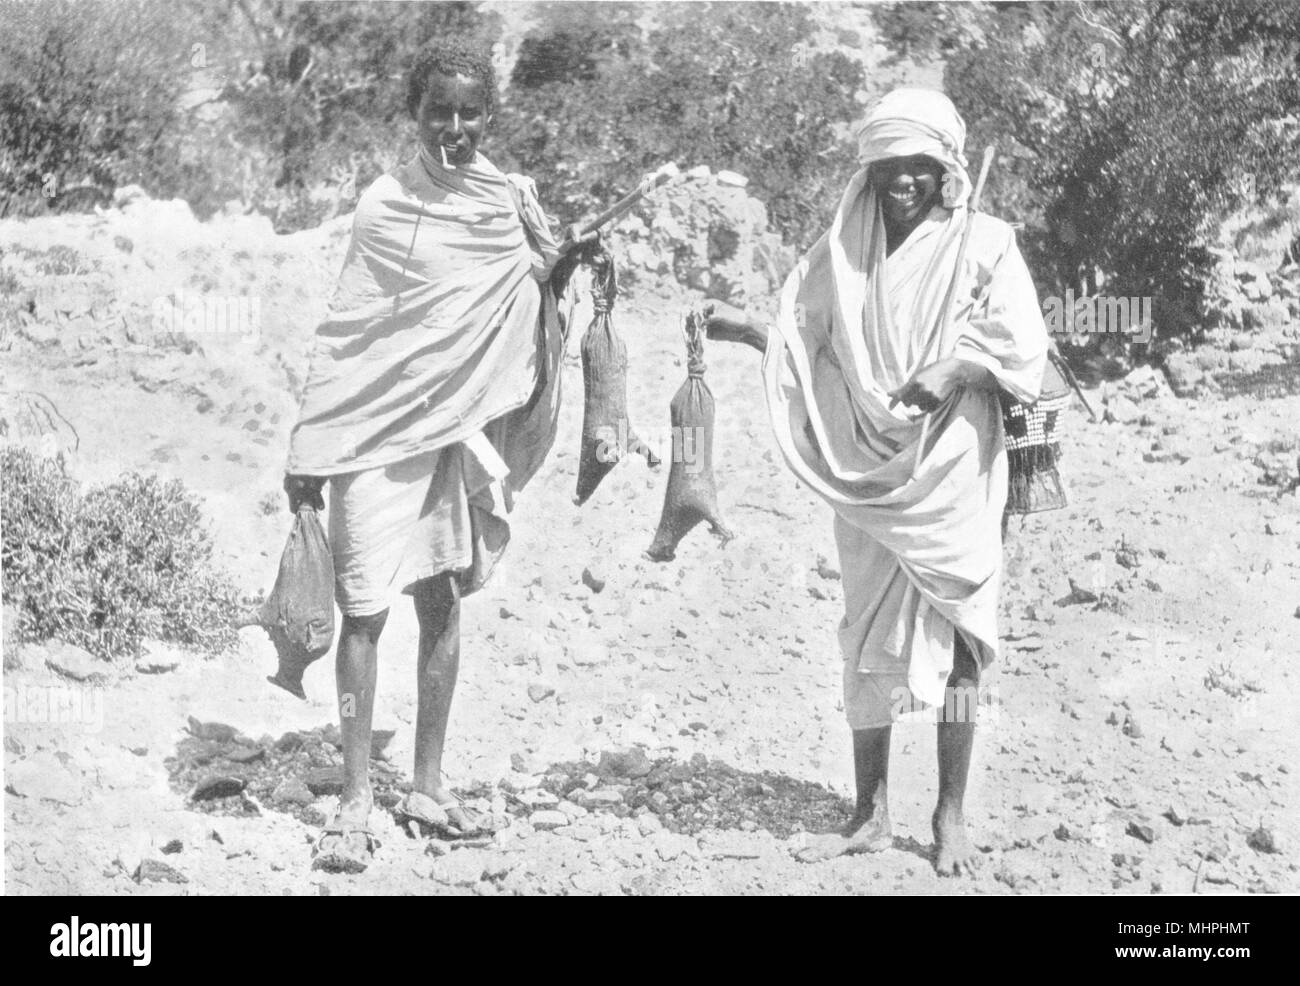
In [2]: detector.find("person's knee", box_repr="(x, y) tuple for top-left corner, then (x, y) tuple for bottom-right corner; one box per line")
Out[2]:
(950, 633), (980, 685)
(414, 573), (460, 627)
(342, 609), (388, 642)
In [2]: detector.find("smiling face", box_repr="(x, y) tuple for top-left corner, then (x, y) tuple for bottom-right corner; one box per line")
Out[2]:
(415, 71), (489, 167)
(870, 154), (944, 229)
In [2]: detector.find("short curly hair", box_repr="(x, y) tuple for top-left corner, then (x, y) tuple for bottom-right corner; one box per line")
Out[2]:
(405, 38), (497, 120)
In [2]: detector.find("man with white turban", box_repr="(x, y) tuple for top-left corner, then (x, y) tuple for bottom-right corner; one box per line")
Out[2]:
(713, 87), (1048, 874)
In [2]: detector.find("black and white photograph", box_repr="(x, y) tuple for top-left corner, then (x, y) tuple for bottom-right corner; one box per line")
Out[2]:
(1, 0), (1295, 909)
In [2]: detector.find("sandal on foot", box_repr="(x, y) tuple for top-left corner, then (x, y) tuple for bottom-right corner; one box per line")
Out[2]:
(311, 823), (380, 874)
(393, 791), (504, 841)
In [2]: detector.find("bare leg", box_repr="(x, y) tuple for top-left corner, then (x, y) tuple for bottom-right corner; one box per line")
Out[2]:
(336, 610), (386, 823)
(794, 726), (893, 862)
(412, 574), (471, 822)
(933, 635), (981, 876)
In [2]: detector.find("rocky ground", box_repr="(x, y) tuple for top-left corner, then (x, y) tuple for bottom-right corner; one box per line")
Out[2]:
(2, 196), (1297, 896)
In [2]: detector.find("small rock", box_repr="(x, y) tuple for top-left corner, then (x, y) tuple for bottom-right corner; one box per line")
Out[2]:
(160, 840), (183, 855)
(304, 766), (344, 797)
(516, 789), (559, 809)
(275, 731), (305, 752)
(44, 641), (111, 684)
(637, 813), (664, 837)
(598, 748), (653, 779)
(4, 752), (83, 805)
(557, 799), (588, 819)
(186, 717), (240, 743)
(226, 745), (265, 764)
(530, 810), (570, 831)
(134, 657), (179, 675)
(527, 683), (555, 703)
(1246, 825), (1279, 854)
(581, 567), (606, 593)
(576, 788), (624, 807)
(190, 775), (246, 801)
(814, 555), (840, 580)
(271, 777), (314, 806)
(1162, 806), (1187, 827)
(510, 751), (540, 774)
(1126, 821), (1156, 844)
(134, 859), (188, 884)
(1122, 714), (1143, 739)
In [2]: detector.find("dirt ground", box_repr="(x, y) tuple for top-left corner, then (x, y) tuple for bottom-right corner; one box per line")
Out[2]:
(2, 205), (1297, 896)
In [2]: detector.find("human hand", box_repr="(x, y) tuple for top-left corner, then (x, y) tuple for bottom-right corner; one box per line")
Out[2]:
(283, 474), (325, 513)
(888, 358), (969, 413)
(558, 225), (601, 257)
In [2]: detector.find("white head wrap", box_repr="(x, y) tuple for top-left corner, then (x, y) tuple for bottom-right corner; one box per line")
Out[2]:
(855, 87), (970, 209)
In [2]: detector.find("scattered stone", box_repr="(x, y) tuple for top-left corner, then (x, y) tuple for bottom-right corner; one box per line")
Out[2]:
(638, 813), (664, 837)
(527, 683), (555, 703)
(1122, 714), (1143, 739)
(305, 767), (344, 797)
(275, 731), (305, 753)
(808, 585), (828, 601)
(190, 775), (246, 801)
(814, 556), (840, 582)
(598, 748), (653, 779)
(516, 789), (559, 809)
(160, 840), (183, 855)
(4, 753), (84, 805)
(510, 751), (541, 774)
(1162, 806), (1187, 827)
(1246, 825), (1279, 855)
(134, 656), (179, 675)
(1126, 821), (1156, 844)
(576, 788), (624, 807)
(186, 717), (240, 743)
(226, 745), (266, 764)
(581, 567), (606, 593)
(530, 810), (570, 832)
(43, 641), (111, 684)
(134, 859), (187, 884)
(271, 777), (314, 806)
(557, 799), (588, 819)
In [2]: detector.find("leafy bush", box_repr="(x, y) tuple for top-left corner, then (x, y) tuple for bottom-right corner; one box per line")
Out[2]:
(0, 0), (191, 218)
(874, 0), (1300, 343)
(1, 447), (242, 660)
(494, 2), (865, 249)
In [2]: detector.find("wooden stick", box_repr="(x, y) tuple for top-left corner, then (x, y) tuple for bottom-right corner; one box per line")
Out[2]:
(576, 163), (680, 237)
(1049, 344), (1099, 422)
(913, 145), (997, 473)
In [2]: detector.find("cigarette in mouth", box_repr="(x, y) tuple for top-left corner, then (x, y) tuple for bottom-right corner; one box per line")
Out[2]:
(440, 145), (453, 169)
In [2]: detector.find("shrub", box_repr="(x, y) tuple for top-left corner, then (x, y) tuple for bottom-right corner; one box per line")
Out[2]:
(494, 2), (865, 250)
(0, 0), (190, 218)
(1, 447), (243, 660)
(874, 0), (1300, 344)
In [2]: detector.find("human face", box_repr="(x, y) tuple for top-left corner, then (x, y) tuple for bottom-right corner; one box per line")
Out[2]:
(416, 72), (489, 167)
(870, 155), (944, 228)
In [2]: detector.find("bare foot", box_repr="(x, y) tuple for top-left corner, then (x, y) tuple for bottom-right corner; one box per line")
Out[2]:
(932, 807), (980, 876)
(793, 808), (893, 863)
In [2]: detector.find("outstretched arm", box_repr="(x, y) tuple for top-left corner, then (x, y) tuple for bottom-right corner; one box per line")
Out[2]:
(704, 302), (769, 353)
